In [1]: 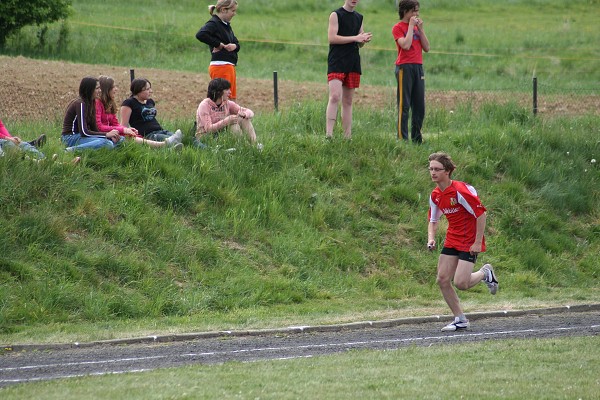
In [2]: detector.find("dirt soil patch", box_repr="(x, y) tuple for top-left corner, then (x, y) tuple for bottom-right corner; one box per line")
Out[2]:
(0, 55), (380, 122)
(1, 56), (597, 122)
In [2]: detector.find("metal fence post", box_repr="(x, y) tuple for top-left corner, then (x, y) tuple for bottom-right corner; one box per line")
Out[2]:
(533, 76), (538, 116)
(130, 69), (135, 83)
(273, 71), (279, 112)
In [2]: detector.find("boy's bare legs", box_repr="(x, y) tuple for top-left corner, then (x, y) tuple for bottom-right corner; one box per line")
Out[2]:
(454, 260), (485, 290)
(437, 255), (463, 317)
(326, 79), (343, 138)
(341, 86), (355, 139)
(436, 255), (485, 317)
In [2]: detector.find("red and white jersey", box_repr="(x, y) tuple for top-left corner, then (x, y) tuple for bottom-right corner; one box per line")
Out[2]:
(428, 180), (487, 252)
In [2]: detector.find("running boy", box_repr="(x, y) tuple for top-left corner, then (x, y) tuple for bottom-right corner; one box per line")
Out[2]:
(426, 152), (499, 332)
(325, 0), (372, 140)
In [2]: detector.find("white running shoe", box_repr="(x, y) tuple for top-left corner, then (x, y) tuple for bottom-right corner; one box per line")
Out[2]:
(165, 134), (179, 146)
(441, 319), (470, 332)
(173, 129), (183, 142)
(482, 263), (499, 295)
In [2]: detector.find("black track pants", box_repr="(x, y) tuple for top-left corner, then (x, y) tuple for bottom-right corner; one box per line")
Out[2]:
(395, 63), (425, 143)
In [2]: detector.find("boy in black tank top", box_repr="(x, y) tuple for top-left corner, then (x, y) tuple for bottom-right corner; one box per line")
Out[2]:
(325, 0), (372, 140)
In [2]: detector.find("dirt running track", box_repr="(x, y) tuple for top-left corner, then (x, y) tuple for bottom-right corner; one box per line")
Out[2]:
(1, 307), (598, 387)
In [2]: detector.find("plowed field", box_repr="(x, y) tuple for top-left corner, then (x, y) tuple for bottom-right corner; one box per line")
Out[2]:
(1, 55), (596, 123)
(0, 55), (379, 122)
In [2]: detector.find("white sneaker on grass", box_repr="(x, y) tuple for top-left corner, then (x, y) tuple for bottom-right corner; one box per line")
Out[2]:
(441, 319), (470, 332)
(173, 129), (183, 143)
(165, 133), (180, 147)
(481, 263), (499, 295)
(164, 136), (177, 146)
(165, 130), (183, 145)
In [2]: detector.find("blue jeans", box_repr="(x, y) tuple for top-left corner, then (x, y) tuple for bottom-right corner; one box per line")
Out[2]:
(62, 134), (123, 151)
(0, 139), (46, 159)
(145, 130), (174, 142)
(193, 137), (208, 149)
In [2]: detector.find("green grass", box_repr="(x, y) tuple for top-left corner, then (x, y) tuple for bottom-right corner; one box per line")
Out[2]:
(2, 336), (599, 399)
(0, 0), (599, 395)
(1, 0), (599, 91)
(1, 102), (599, 344)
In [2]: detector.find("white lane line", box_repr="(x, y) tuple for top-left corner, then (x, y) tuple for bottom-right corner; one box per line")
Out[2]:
(0, 355), (167, 372)
(0, 369), (153, 385)
(1, 324), (598, 377)
(0, 356), (318, 386)
(182, 325), (599, 357)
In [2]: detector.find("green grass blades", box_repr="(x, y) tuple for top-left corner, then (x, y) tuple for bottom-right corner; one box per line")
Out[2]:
(1, 102), (599, 343)
(2, 0), (599, 90)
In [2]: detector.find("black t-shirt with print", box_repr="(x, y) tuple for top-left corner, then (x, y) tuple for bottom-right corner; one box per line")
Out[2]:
(121, 97), (163, 136)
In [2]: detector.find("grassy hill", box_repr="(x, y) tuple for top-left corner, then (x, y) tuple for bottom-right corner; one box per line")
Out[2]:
(1, 0), (599, 345)
(1, 2), (599, 398)
(1, 101), (598, 344)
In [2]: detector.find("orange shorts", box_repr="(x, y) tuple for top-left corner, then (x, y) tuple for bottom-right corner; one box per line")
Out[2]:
(209, 64), (237, 99)
(327, 72), (361, 89)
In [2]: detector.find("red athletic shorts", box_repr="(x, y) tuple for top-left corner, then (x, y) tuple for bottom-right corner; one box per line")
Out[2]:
(209, 64), (237, 99)
(327, 72), (361, 89)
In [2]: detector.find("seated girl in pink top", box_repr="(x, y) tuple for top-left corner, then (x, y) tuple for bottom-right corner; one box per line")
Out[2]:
(95, 76), (182, 150)
(2, 117), (80, 164)
(195, 78), (258, 146)
(0, 118), (46, 159)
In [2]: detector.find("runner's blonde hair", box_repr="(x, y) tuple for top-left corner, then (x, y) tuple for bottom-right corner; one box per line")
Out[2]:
(209, 0), (238, 15)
